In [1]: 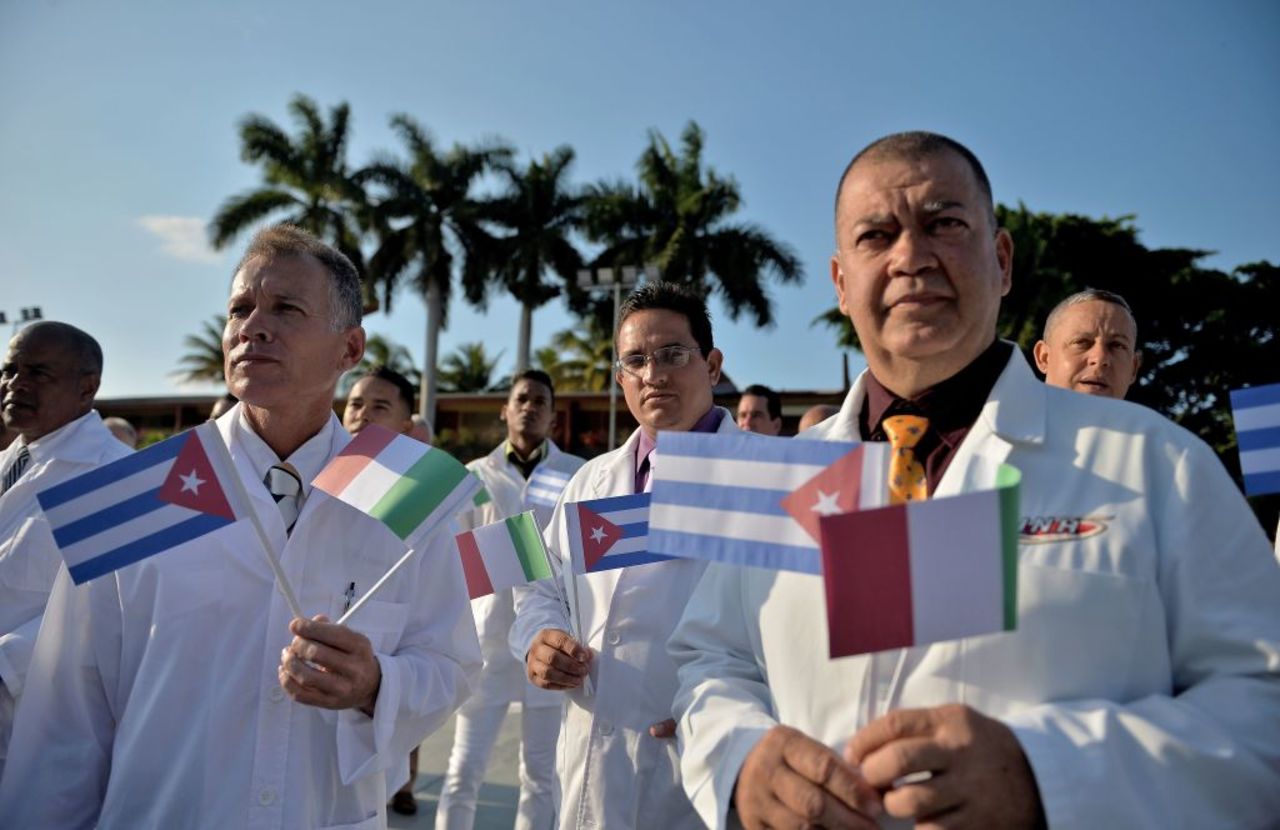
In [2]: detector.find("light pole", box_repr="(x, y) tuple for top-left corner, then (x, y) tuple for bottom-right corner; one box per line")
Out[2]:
(0, 307), (43, 337)
(575, 265), (657, 450)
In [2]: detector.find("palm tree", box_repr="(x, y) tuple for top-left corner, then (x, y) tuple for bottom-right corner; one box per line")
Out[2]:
(174, 315), (227, 385)
(485, 146), (585, 372)
(341, 333), (422, 394)
(438, 342), (504, 393)
(540, 316), (614, 392)
(358, 114), (512, 420)
(208, 95), (372, 289)
(585, 121), (802, 325)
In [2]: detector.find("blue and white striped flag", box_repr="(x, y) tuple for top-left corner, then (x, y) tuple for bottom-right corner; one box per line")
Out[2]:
(1230, 381), (1280, 496)
(566, 492), (673, 574)
(648, 432), (882, 574)
(525, 466), (573, 509)
(38, 422), (245, 584)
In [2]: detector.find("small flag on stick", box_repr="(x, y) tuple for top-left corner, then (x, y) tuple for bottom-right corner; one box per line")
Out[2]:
(820, 464), (1022, 658)
(648, 432), (888, 574)
(1229, 381), (1280, 496)
(525, 466), (573, 509)
(456, 511), (552, 599)
(566, 493), (670, 574)
(38, 422), (243, 584)
(313, 424), (479, 545)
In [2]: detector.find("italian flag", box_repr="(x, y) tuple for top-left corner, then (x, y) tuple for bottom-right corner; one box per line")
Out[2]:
(456, 511), (553, 598)
(818, 464), (1021, 658)
(313, 424), (479, 543)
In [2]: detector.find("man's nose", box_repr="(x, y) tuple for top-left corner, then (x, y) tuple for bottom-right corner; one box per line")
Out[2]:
(888, 228), (938, 276)
(237, 307), (272, 341)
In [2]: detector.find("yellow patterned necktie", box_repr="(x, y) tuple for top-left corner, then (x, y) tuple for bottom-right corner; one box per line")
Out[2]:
(882, 414), (930, 504)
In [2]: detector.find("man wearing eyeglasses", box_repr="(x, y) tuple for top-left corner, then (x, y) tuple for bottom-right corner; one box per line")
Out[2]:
(509, 281), (735, 830)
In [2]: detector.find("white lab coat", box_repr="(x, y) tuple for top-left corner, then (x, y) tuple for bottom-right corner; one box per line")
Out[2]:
(0, 410), (130, 774)
(0, 408), (482, 829)
(511, 410), (736, 830)
(670, 348), (1280, 830)
(466, 441), (585, 708)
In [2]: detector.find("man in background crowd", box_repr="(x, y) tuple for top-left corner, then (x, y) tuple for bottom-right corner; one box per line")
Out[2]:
(1033, 288), (1141, 400)
(736, 384), (783, 435)
(0, 321), (131, 777)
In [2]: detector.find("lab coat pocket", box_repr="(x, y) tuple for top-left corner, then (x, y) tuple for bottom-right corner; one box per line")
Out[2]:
(966, 561), (1147, 706)
(633, 729), (689, 825)
(329, 597), (409, 656)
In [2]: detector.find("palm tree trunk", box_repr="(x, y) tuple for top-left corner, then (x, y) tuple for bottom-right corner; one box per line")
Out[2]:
(422, 281), (443, 424)
(516, 303), (533, 373)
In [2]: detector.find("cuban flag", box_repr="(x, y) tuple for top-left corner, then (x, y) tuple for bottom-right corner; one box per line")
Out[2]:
(38, 422), (243, 584)
(648, 431), (889, 574)
(565, 492), (673, 574)
(1230, 381), (1280, 496)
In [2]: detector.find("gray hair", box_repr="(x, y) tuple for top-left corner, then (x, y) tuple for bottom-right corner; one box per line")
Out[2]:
(1042, 288), (1137, 340)
(234, 225), (363, 330)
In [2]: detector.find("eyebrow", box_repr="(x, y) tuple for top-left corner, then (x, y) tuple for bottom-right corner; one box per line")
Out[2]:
(921, 199), (964, 214)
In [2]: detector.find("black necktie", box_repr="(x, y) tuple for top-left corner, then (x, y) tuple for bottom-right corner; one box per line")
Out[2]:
(265, 463), (303, 534)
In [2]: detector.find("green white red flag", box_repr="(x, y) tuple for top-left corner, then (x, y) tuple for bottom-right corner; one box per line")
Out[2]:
(455, 511), (552, 598)
(819, 464), (1021, 658)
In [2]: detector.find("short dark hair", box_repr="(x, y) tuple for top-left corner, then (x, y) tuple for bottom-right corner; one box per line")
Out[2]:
(512, 368), (556, 404)
(17, 321), (103, 377)
(234, 224), (363, 329)
(616, 282), (714, 355)
(357, 365), (416, 414)
(741, 384), (781, 420)
(834, 131), (995, 230)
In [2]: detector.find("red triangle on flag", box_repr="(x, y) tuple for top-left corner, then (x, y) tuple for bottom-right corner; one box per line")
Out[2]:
(781, 447), (866, 544)
(577, 503), (623, 571)
(157, 431), (236, 521)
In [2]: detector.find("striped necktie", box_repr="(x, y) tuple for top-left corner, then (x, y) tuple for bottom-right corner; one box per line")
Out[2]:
(265, 463), (303, 534)
(882, 414), (930, 504)
(1, 445), (31, 495)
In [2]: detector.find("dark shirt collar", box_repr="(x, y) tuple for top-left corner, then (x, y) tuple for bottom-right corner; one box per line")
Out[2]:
(863, 340), (1012, 444)
(505, 439), (548, 480)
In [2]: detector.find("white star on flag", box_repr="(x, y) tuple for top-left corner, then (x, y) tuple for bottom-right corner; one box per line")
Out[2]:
(590, 525), (607, 544)
(179, 469), (205, 494)
(810, 488), (842, 516)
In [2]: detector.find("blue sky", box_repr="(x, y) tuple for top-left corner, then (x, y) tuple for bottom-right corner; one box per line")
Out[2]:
(2, 1), (1277, 400)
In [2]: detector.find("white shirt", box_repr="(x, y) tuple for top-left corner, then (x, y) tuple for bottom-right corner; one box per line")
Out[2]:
(0, 405), (482, 829)
(465, 440), (585, 708)
(0, 410), (130, 774)
(670, 349), (1280, 830)
(510, 410), (736, 830)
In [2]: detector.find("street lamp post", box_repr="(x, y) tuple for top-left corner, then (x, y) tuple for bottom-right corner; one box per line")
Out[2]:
(0, 307), (43, 337)
(575, 265), (657, 450)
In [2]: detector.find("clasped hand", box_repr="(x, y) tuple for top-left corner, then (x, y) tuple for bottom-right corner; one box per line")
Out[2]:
(278, 614), (382, 717)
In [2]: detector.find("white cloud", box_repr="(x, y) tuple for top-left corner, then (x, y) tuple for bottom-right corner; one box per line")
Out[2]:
(136, 215), (221, 264)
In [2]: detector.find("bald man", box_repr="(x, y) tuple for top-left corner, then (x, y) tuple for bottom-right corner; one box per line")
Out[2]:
(1034, 289), (1141, 400)
(796, 403), (839, 433)
(0, 321), (131, 775)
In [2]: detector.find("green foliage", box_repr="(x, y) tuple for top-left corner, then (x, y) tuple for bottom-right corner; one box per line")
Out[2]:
(173, 315), (226, 384)
(208, 95), (372, 293)
(584, 121), (802, 326)
(339, 333), (421, 394)
(536, 316), (614, 392)
(438, 342), (505, 393)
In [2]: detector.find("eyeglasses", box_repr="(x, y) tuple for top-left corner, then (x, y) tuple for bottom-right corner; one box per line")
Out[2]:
(615, 345), (702, 377)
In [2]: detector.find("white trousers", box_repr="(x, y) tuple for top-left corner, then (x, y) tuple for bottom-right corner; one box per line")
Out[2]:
(434, 698), (561, 830)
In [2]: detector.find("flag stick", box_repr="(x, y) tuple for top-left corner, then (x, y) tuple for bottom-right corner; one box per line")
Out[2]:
(203, 429), (306, 621)
(336, 544), (417, 626)
(562, 503), (595, 697)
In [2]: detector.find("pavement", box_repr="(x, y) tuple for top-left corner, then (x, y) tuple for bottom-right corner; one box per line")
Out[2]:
(388, 706), (524, 830)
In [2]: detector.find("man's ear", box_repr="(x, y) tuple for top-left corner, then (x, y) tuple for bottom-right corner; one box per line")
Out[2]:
(78, 372), (100, 407)
(1131, 349), (1143, 381)
(340, 326), (366, 372)
(705, 348), (723, 387)
(995, 229), (1014, 297)
(830, 255), (850, 317)
(1032, 340), (1050, 375)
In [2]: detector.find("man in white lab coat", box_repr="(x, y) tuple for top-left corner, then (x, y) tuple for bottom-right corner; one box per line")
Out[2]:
(0, 225), (482, 829)
(511, 282), (735, 830)
(670, 132), (1280, 830)
(0, 321), (132, 776)
(436, 369), (585, 830)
